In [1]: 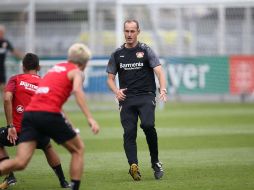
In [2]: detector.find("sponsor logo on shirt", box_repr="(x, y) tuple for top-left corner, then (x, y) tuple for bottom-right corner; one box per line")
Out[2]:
(136, 52), (144, 58)
(20, 81), (38, 91)
(120, 62), (144, 70)
(16, 105), (24, 113)
(49, 65), (67, 73)
(36, 87), (49, 94)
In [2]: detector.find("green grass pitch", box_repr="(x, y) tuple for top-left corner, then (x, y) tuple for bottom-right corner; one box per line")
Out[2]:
(0, 102), (254, 190)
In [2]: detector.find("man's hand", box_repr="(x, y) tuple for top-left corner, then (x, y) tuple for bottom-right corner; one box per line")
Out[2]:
(115, 88), (127, 101)
(7, 127), (18, 145)
(159, 88), (168, 102)
(87, 118), (100, 134)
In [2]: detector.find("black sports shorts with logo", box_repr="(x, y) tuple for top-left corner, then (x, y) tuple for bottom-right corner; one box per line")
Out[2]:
(0, 127), (19, 147)
(0, 127), (49, 149)
(19, 111), (77, 145)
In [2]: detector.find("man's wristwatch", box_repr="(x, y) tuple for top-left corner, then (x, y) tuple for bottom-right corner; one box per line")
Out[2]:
(161, 88), (167, 94)
(7, 124), (14, 129)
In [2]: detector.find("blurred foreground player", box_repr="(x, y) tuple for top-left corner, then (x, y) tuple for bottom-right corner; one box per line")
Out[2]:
(0, 44), (100, 190)
(0, 53), (70, 189)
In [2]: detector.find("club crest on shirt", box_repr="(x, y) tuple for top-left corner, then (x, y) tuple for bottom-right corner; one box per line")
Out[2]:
(136, 52), (144, 58)
(16, 105), (24, 113)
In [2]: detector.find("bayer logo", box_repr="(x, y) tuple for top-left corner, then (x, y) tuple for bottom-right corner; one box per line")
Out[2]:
(16, 105), (24, 113)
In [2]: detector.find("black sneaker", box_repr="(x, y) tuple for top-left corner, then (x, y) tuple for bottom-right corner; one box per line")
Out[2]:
(6, 175), (17, 186)
(60, 180), (71, 188)
(152, 162), (164, 179)
(129, 163), (141, 181)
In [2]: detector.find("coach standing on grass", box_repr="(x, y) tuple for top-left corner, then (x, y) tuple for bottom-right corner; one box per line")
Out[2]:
(0, 25), (23, 97)
(106, 19), (167, 181)
(0, 43), (100, 190)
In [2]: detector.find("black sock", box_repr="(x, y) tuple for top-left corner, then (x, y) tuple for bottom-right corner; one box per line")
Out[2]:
(52, 164), (65, 183)
(8, 172), (15, 178)
(71, 179), (80, 190)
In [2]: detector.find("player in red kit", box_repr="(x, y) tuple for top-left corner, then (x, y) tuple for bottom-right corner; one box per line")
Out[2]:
(0, 43), (100, 190)
(0, 53), (70, 189)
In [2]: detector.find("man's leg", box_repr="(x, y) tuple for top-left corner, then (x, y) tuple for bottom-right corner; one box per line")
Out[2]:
(119, 99), (141, 180)
(0, 147), (16, 188)
(0, 141), (36, 175)
(0, 127), (17, 188)
(139, 95), (158, 164)
(0, 66), (5, 98)
(0, 83), (4, 99)
(139, 95), (163, 179)
(63, 135), (84, 190)
(0, 147), (10, 163)
(43, 143), (70, 188)
(120, 100), (138, 165)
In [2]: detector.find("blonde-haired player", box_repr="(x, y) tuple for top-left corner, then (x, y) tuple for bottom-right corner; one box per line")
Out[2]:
(0, 43), (100, 190)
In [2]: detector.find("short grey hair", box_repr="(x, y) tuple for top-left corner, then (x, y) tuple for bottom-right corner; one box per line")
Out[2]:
(67, 43), (92, 65)
(123, 19), (140, 30)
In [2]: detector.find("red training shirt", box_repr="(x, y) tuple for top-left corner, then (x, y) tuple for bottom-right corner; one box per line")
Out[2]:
(26, 62), (78, 113)
(4, 74), (41, 132)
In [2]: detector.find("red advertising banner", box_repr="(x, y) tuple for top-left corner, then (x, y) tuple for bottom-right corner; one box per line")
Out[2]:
(230, 56), (254, 95)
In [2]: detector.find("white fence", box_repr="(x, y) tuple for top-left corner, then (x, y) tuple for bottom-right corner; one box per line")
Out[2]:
(0, 0), (254, 57)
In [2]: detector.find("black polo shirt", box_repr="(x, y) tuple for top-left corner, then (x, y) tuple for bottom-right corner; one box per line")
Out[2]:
(0, 39), (14, 68)
(107, 42), (160, 97)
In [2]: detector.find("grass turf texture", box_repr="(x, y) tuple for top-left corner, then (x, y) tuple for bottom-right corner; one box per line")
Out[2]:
(0, 102), (253, 190)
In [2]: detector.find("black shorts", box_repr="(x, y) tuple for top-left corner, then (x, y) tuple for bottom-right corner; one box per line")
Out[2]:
(19, 111), (77, 145)
(0, 127), (50, 149)
(0, 64), (6, 83)
(0, 127), (17, 147)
